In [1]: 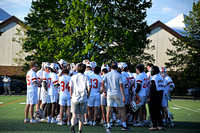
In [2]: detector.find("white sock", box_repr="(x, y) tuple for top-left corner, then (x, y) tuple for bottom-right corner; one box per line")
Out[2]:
(122, 122), (126, 127)
(107, 123), (111, 128)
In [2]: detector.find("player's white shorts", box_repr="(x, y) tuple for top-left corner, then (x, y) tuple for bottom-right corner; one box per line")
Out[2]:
(137, 95), (145, 106)
(161, 96), (168, 107)
(113, 102), (118, 107)
(125, 94), (132, 105)
(47, 95), (57, 103)
(101, 93), (107, 106)
(107, 95), (124, 107)
(37, 87), (42, 100)
(26, 92), (37, 105)
(88, 95), (100, 107)
(41, 87), (47, 104)
(59, 97), (71, 106)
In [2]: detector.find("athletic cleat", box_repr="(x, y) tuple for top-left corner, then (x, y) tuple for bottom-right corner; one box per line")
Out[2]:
(89, 121), (93, 126)
(93, 121), (97, 126)
(70, 125), (75, 133)
(30, 119), (37, 123)
(149, 127), (158, 131)
(57, 121), (65, 125)
(51, 118), (57, 123)
(47, 117), (51, 123)
(106, 127), (111, 132)
(122, 126), (131, 131)
(24, 118), (30, 123)
(41, 118), (47, 122)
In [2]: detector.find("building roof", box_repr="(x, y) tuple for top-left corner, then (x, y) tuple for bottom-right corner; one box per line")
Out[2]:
(0, 8), (11, 23)
(0, 16), (23, 29)
(165, 14), (187, 36)
(149, 20), (182, 39)
(149, 14), (188, 39)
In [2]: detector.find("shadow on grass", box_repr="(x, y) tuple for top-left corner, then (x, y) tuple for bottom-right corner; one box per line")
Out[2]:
(0, 120), (200, 133)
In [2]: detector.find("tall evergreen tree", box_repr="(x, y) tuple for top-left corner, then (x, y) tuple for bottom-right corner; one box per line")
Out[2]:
(166, 1), (200, 86)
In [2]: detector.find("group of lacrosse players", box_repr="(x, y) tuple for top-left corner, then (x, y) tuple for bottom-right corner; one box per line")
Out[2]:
(24, 60), (175, 132)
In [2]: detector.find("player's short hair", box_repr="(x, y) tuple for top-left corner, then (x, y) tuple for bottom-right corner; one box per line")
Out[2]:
(30, 61), (37, 69)
(123, 67), (128, 72)
(117, 67), (122, 74)
(86, 66), (92, 70)
(102, 68), (108, 74)
(147, 63), (154, 67)
(111, 62), (118, 70)
(77, 63), (86, 74)
(94, 66), (101, 74)
(62, 69), (69, 74)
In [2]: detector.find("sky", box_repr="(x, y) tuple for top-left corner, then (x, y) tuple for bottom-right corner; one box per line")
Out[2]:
(0, 0), (198, 25)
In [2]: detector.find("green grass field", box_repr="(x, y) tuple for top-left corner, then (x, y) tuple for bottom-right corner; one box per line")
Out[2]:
(0, 96), (200, 133)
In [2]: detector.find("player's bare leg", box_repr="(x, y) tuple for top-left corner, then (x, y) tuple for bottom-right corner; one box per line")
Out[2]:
(106, 106), (113, 128)
(30, 104), (35, 120)
(24, 104), (30, 122)
(79, 113), (84, 132)
(60, 105), (64, 122)
(51, 102), (56, 118)
(101, 105), (106, 122)
(36, 100), (42, 110)
(71, 113), (77, 133)
(67, 106), (71, 124)
(94, 106), (99, 124)
(88, 106), (93, 125)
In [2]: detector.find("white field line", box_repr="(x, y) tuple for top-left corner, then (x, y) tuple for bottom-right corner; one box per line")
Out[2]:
(174, 104), (200, 113)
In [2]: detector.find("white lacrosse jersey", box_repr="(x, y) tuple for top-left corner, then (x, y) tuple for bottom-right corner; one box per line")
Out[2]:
(89, 73), (102, 97)
(151, 74), (165, 91)
(59, 75), (71, 99)
(121, 71), (130, 95)
(163, 75), (174, 95)
(69, 73), (91, 103)
(36, 69), (43, 82)
(136, 72), (147, 97)
(26, 69), (38, 93)
(48, 72), (59, 95)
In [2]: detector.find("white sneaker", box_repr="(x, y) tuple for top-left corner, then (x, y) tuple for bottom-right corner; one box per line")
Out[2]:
(67, 121), (71, 126)
(51, 118), (57, 123)
(133, 122), (144, 127)
(47, 117), (51, 123)
(30, 119), (37, 123)
(93, 121), (97, 126)
(41, 118), (47, 122)
(24, 118), (30, 123)
(57, 121), (65, 125)
(89, 121), (93, 126)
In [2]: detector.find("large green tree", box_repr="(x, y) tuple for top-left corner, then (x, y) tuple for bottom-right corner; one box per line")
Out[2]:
(166, 1), (200, 87)
(23, 0), (152, 66)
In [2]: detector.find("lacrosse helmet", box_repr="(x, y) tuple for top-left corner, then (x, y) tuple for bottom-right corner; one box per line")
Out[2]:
(118, 62), (128, 71)
(101, 64), (109, 71)
(159, 67), (167, 77)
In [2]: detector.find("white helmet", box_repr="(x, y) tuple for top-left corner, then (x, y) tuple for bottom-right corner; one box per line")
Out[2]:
(70, 63), (76, 71)
(50, 63), (60, 73)
(44, 62), (50, 71)
(159, 67), (167, 76)
(58, 59), (67, 68)
(118, 62), (127, 71)
(42, 62), (46, 69)
(101, 64), (109, 71)
(83, 60), (91, 67)
(90, 61), (97, 69)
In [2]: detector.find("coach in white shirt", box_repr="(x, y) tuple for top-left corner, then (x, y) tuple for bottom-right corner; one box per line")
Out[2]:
(70, 63), (91, 133)
(102, 62), (130, 132)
